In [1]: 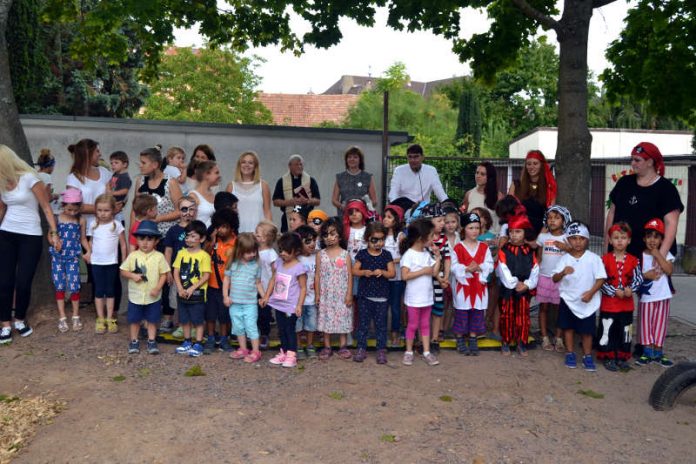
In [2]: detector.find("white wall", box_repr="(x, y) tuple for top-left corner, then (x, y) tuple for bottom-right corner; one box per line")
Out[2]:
(22, 116), (409, 221)
(509, 127), (693, 159)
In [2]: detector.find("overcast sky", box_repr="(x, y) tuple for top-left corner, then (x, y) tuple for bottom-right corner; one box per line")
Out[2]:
(174, 2), (629, 94)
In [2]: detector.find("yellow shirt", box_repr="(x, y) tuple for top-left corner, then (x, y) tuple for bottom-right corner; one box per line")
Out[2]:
(120, 250), (170, 305)
(173, 248), (212, 302)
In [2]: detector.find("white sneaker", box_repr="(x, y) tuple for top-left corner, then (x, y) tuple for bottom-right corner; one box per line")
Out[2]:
(14, 320), (33, 337)
(0, 326), (11, 344)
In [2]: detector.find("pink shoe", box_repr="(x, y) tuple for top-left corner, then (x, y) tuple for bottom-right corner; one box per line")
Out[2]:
(269, 349), (286, 365)
(282, 351), (297, 368)
(229, 348), (249, 360)
(244, 350), (262, 363)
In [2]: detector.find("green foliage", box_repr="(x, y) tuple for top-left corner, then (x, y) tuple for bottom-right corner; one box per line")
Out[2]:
(111, 375), (126, 382)
(603, 0), (696, 124)
(577, 389), (604, 399)
(380, 434), (397, 443)
(455, 85), (482, 156)
(376, 62), (409, 93)
(184, 364), (206, 377)
(439, 395), (453, 402)
(137, 47), (271, 125)
(328, 391), (345, 400)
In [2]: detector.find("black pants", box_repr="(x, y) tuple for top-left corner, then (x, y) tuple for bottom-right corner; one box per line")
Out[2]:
(596, 311), (633, 361)
(258, 303), (272, 336)
(0, 231), (43, 322)
(274, 308), (297, 352)
(357, 297), (388, 350)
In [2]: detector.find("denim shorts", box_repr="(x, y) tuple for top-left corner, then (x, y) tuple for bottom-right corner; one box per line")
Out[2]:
(295, 304), (318, 332)
(178, 301), (205, 326)
(205, 287), (231, 324)
(558, 298), (596, 335)
(127, 300), (162, 324)
(230, 303), (259, 339)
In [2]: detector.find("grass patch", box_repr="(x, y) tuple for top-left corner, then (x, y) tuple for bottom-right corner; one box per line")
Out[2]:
(328, 391), (344, 400)
(184, 365), (206, 377)
(380, 434), (397, 443)
(439, 395), (453, 402)
(0, 395), (20, 404)
(112, 375), (126, 382)
(577, 389), (604, 399)
(137, 368), (151, 378)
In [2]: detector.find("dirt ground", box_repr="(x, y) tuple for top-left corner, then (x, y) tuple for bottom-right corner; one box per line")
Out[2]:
(1, 306), (695, 464)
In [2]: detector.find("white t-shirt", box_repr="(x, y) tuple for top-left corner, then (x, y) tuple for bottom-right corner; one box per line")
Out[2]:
(163, 165), (182, 180)
(383, 233), (402, 281)
(536, 232), (567, 277)
(0, 173), (42, 236)
(37, 172), (60, 214)
(259, 248), (279, 293)
(66, 167), (111, 235)
(553, 250), (607, 319)
(347, 226), (366, 261)
(401, 248), (435, 307)
(90, 221), (125, 265)
(640, 252), (675, 303)
(299, 253), (317, 305)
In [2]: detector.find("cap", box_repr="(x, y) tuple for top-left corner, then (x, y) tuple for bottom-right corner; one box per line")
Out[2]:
(565, 221), (590, 239)
(644, 218), (665, 235)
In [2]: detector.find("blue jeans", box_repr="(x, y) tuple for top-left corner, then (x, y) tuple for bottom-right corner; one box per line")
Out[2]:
(388, 280), (404, 333)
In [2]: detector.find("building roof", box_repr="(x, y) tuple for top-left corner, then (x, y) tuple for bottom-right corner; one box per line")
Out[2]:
(257, 93), (359, 127)
(322, 75), (462, 97)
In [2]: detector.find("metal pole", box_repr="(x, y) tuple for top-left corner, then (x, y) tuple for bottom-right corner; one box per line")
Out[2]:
(381, 90), (389, 211)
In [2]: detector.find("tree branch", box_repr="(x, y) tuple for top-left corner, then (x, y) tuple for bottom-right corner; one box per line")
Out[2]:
(592, 0), (617, 8)
(511, 0), (560, 31)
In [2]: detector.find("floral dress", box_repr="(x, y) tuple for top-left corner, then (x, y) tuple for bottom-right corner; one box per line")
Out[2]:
(317, 249), (352, 334)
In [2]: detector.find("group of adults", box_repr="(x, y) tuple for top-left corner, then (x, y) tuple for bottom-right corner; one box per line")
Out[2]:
(0, 138), (684, 334)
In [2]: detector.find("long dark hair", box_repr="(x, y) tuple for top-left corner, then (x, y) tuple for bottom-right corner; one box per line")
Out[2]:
(68, 139), (99, 182)
(319, 217), (347, 249)
(399, 219), (434, 256)
(480, 162), (499, 210)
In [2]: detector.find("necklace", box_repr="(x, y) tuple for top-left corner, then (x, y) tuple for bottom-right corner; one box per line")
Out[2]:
(530, 182), (538, 191)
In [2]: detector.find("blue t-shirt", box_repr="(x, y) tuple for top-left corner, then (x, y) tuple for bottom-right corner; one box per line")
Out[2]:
(355, 249), (393, 299)
(225, 260), (261, 305)
(163, 224), (186, 263)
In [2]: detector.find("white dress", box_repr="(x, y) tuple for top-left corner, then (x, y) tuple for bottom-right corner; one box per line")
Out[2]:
(230, 181), (264, 233)
(190, 190), (215, 227)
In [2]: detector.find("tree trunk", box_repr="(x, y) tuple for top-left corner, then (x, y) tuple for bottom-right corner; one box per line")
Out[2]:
(554, 0), (593, 223)
(0, 0), (31, 163)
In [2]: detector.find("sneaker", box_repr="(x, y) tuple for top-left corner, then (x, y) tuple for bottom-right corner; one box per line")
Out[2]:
(430, 341), (441, 354)
(229, 348), (249, 360)
(188, 343), (204, 357)
(469, 337), (480, 356)
(147, 340), (160, 355)
(244, 351), (262, 363)
(306, 346), (318, 359)
(259, 335), (269, 350)
(603, 359), (619, 372)
(501, 343), (511, 356)
(555, 338), (565, 353)
(171, 326), (184, 338)
(282, 351), (297, 368)
(128, 340), (140, 354)
(158, 320), (174, 333)
(402, 351), (414, 366)
(582, 355), (596, 372)
(565, 352), (577, 369)
(423, 352), (440, 366)
(319, 347), (332, 360)
(376, 349), (388, 365)
(176, 340), (193, 354)
(269, 349), (286, 365)
(58, 318), (69, 333)
(542, 336), (553, 351)
(71, 316), (83, 332)
(617, 359), (632, 371)
(353, 348), (367, 363)
(0, 326), (12, 344)
(517, 342), (528, 358)
(14, 320), (33, 337)
(296, 348), (308, 360)
(635, 355), (651, 366)
(218, 336), (232, 352)
(456, 337), (469, 355)
(106, 318), (118, 334)
(203, 336), (216, 355)
(656, 355), (674, 368)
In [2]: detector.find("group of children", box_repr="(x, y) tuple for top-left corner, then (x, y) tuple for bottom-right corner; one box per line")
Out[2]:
(45, 148), (676, 371)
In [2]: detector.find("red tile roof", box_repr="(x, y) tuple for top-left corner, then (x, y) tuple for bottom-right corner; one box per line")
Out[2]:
(257, 93), (359, 127)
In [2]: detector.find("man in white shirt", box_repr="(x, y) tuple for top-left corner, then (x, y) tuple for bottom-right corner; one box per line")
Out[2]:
(388, 144), (448, 203)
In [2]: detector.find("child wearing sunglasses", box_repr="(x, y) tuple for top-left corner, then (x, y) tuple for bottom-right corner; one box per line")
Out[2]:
(295, 225), (320, 359)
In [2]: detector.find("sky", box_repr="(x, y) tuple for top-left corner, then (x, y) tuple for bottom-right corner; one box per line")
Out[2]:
(174, 2), (630, 94)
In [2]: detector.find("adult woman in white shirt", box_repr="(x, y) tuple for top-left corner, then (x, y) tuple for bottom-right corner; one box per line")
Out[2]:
(190, 160), (221, 227)
(0, 145), (59, 344)
(66, 139), (112, 234)
(226, 151), (272, 233)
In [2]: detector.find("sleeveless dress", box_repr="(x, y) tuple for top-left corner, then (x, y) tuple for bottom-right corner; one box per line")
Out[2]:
(335, 170), (372, 216)
(138, 175), (176, 236)
(231, 181), (264, 233)
(317, 249), (352, 333)
(190, 190), (215, 227)
(466, 188), (500, 233)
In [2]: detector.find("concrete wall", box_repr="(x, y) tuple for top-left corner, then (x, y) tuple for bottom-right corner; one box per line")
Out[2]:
(509, 127), (693, 159)
(21, 116), (410, 221)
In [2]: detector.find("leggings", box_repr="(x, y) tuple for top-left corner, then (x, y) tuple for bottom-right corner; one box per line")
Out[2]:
(0, 231), (43, 322)
(388, 280), (404, 332)
(357, 297), (388, 350)
(405, 305), (432, 341)
(274, 308), (298, 353)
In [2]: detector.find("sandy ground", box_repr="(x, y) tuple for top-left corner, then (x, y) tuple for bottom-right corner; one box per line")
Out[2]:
(1, 306), (695, 464)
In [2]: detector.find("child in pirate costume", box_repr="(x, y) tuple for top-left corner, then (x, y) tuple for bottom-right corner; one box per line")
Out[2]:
(451, 212), (494, 355)
(597, 222), (643, 371)
(496, 214), (539, 357)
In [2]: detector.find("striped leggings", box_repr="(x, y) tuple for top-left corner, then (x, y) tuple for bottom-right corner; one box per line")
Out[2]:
(638, 299), (670, 347)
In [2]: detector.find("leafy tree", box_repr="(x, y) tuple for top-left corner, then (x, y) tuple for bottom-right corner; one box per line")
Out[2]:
(137, 46), (271, 125)
(455, 84), (482, 156)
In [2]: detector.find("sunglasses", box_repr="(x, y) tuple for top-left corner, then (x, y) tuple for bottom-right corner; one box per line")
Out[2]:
(311, 218), (323, 226)
(180, 206), (196, 213)
(302, 237), (316, 245)
(369, 237), (385, 244)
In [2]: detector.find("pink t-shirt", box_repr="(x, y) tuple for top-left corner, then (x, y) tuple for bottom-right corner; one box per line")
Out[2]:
(267, 259), (307, 314)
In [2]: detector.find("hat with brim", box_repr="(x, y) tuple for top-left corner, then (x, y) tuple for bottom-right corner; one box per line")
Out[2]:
(134, 220), (161, 238)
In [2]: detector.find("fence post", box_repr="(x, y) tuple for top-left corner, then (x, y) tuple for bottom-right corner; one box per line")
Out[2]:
(381, 90), (389, 211)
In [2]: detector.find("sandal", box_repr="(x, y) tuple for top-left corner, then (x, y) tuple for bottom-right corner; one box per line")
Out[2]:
(517, 342), (528, 358)
(555, 338), (565, 353)
(58, 318), (69, 333)
(71, 316), (83, 332)
(501, 343), (511, 357)
(337, 346), (353, 360)
(319, 347), (333, 360)
(106, 318), (118, 334)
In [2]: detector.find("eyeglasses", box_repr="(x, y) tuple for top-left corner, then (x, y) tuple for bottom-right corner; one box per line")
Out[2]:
(180, 206), (196, 213)
(302, 237), (316, 245)
(369, 237), (385, 244)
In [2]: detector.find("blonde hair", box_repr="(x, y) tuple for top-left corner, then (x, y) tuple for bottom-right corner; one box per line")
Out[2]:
(255, 220), (278, 246)
(229, 232), (259, 268)
(234, 151), (261, 183)
(92, 193), (117, 232)
(0, 145), (37, 193)
(166, 146), (186, 160)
